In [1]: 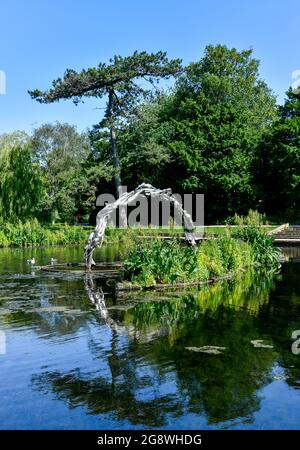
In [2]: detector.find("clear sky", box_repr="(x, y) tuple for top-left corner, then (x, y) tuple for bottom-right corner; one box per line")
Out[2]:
(0, 0), (299, 134)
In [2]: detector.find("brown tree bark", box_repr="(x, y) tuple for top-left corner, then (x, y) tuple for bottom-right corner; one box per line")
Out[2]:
(108, 89), (122, 197)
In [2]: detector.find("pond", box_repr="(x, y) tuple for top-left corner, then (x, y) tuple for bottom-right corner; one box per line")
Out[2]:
(0, 245), (300, 429)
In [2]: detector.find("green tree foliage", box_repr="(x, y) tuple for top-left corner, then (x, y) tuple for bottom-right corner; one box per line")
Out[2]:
(116, 45), (277, 222)
(32, 122), (89, 166)
(0, 130), (30, 150)
(259, 90), (300, 221)
(29, 51), (182, 196)
(31, 122), (112, 223)
(31, 123), (90, 223)
(0, 45), (297, 225)
(116, 94), (174, 188)
(0, 144), (42, 221)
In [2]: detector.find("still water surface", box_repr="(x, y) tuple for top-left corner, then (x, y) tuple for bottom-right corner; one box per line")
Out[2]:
(0, 245), (300, 429)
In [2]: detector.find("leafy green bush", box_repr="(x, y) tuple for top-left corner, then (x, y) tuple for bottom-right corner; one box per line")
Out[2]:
(228, 210), (269, 226)
(197, 239), (226, 277)
(0, 219), (91, 247)
(197, 237), (253, 279)
(0, 230), (9, 247)
(124, 238), (198, 286)
(232, 225), (279, 268)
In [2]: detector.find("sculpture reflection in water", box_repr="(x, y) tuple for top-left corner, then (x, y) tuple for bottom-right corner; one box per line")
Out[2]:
(84, 273), (169, 342)
(84, 273), (128, 335)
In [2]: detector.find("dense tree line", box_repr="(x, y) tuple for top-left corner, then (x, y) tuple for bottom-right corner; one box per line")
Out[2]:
(0, 45), (299, 224)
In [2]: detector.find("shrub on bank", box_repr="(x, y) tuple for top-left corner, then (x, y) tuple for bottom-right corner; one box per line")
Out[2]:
(197, 237), (253, 279)
(0, 219), (91, 247)
(0, 230), (9, 247)
(232, 225), (279, 267)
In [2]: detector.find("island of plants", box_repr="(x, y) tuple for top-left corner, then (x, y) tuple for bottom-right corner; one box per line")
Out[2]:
(120, 225), (279, 290)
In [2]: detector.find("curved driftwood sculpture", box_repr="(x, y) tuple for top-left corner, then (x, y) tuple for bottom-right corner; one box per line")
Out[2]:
(85, 183), (196, 270)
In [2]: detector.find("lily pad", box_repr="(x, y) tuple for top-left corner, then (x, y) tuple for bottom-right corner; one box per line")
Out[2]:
(185, 346), (226, 355)
(251, 340), (273, 349)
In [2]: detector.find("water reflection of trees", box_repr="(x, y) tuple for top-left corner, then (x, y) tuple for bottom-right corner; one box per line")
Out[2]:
(32, 270), (284, 427)
(255, 262), (300, 389)
(33, 369), (183, 428)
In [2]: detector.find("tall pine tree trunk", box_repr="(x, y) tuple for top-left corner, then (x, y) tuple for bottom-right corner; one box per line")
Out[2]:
(108, 90), (122, 198)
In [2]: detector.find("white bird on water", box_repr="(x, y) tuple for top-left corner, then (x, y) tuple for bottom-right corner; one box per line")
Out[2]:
(27, 258), (36, 265)
(51, 258), (58, 265)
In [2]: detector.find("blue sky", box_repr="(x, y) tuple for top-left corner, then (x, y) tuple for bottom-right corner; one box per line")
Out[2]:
(0, 0), (299, 134)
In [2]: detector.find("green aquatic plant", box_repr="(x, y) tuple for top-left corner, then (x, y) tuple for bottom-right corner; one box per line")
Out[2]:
(123, 230), (278, 287)
(124, 238), (198, 286)
(232, 225), (279, 268)
(124, 236), (256, 286)
(197, 237), (253, 278)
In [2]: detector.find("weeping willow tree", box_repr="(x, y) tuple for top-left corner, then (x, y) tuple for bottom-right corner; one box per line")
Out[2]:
(0, 144), (43, 221)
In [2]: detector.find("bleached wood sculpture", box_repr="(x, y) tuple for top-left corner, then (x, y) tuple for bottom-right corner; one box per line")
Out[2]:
(85, 183), (196, 270)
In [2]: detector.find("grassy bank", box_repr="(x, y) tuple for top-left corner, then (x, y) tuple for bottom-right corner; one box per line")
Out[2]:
(103, 224), (277, 244)
(122, 227), (279, 287)
(0, 220), (92, 247)
(0, 219), (278, 249)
